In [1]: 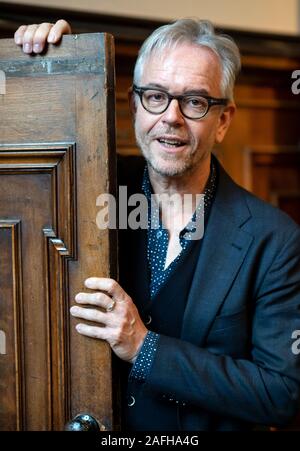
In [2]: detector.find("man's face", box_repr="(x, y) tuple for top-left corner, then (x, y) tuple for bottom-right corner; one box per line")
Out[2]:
(131, 43), (235, 178)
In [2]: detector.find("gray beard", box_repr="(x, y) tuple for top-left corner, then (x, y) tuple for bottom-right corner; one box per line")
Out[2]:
(144, 151), (195, 177)
(135, 129), (197, 178)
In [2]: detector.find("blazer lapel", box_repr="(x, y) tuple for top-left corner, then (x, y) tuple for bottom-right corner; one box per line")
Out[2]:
(181, 163), (254, 345)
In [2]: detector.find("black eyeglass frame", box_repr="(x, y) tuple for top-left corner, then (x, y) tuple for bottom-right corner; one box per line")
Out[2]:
(132, 84), (228, 119)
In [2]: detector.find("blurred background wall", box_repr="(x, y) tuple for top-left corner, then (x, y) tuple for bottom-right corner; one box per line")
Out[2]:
(2, 0), (300, 35)
(1, 0), (300, 225)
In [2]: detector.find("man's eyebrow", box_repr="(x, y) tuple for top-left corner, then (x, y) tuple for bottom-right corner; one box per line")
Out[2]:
(184, 89), (210, 96)
(141, 83), (210, 96)
(142, 83), (169, 90)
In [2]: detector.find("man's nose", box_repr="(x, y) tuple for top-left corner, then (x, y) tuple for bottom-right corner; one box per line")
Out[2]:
(161, 99), (185, 125)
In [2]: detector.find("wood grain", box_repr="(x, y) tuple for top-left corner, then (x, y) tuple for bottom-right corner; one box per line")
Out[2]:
(0, 34), (118, 430)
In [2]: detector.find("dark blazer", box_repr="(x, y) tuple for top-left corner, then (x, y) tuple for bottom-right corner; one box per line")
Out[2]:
(118, 155), (300, 430)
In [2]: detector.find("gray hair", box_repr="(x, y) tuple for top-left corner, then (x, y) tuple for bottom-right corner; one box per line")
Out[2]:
(133, 18), (241, 101)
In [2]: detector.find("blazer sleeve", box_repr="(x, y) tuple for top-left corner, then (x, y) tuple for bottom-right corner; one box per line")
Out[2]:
(142, 227), (300, 426)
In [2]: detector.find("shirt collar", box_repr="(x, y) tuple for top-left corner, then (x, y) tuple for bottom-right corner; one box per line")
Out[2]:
(142, 157), (218, 235)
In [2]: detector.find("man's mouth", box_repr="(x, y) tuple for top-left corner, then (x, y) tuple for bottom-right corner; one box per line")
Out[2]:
(156, 137), (187, 148)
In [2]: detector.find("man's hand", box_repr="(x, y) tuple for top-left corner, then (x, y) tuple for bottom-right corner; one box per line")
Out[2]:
(70, 278), (148, 363)
(14, 19), (72, 54)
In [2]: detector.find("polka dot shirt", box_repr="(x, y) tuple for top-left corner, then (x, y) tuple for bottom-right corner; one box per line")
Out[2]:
(129, 159), (218, 383)
(143, 160), (217, 298)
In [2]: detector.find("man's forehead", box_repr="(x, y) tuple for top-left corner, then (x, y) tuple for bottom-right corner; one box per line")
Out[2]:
(139, 44), (222, 94)
(146, 43), (219, 65)
(141, 44), (221, 76)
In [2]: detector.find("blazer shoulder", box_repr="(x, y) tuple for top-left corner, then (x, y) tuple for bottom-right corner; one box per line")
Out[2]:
(216, 159), (300, 238)
(241, 185), (300, 236)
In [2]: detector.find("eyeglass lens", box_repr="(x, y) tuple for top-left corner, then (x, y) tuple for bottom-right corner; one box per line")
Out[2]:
(142, 89), (208, 118)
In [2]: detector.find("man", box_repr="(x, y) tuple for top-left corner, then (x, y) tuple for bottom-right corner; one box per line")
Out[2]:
(14, 19), (300, 431)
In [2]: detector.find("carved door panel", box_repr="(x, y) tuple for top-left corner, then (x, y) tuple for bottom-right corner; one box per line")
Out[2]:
(0, 34), (118, 430)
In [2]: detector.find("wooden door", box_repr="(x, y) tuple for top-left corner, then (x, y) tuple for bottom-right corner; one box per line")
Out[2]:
(243, 146), (300, 225)
(0, 34), (119, 431)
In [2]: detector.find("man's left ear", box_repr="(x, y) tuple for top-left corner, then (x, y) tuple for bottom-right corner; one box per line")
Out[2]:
(215, 102), (236, 143)
(128, 87), (136, 116)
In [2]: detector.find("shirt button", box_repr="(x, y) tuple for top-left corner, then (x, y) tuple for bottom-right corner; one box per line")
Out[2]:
(156, 230), (163, 238)
(128, 395), (135, 407)
(145, 314), (152, 325)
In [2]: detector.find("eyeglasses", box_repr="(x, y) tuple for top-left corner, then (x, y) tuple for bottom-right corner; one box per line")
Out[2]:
(132, 84), (228, 120)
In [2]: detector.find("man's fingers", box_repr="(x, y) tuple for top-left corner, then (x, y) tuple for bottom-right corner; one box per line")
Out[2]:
(32, 23), (54, 53)
(14, 19), (72, 54)
(75, 291), (112, 309)
(48, 19), (72, 43)
(14, 25), (27, 45)
(22, 24), (39, 53)
(84, 277), (128, 303)
(75, 323), (107, 340)
(70, 305), (107, 324)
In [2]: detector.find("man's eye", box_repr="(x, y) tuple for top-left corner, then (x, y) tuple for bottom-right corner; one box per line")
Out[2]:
(187, 97), (206, 107)
(146, 92), (165, 102)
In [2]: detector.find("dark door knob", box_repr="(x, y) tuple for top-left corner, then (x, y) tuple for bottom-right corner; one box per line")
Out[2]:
(65, 413), (102, 431)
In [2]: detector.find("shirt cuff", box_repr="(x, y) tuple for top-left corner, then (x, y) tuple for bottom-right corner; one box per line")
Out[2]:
(129, 331), (160, 383)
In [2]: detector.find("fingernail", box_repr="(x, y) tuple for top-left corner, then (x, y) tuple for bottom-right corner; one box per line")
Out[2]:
(15, 36), (22, 45)
(23, 43), (32, 53)
(33, 43), (41, 53)
(48, 32), (56, 43)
